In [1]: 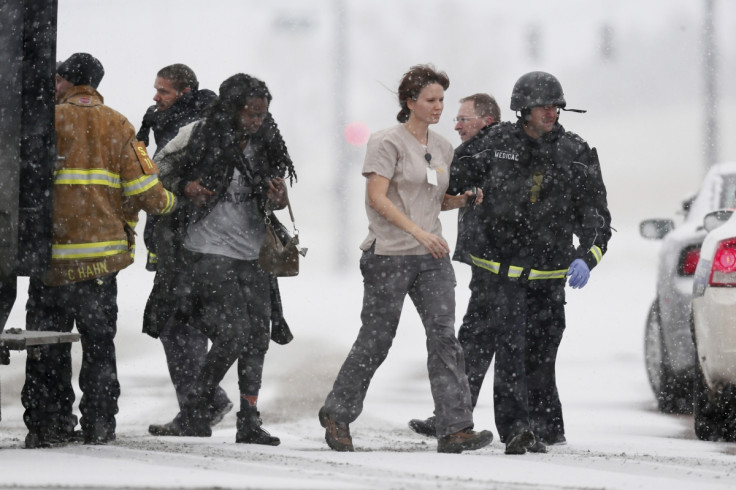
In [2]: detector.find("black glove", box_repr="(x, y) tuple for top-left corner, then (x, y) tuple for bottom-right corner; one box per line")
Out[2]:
(136, 106), (157, 146)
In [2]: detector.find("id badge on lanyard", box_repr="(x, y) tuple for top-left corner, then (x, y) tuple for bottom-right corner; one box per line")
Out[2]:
(426, 167), (438, 186)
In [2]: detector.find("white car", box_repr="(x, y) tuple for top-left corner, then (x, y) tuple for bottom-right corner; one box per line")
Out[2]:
(641, 162), (736, 414)
(691, 208), (736, 441)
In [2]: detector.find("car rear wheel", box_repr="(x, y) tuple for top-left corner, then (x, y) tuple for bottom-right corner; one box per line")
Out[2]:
(693, 365), (736, 441)
(694, 366), (725, 441)
(644, 300), (693, 414)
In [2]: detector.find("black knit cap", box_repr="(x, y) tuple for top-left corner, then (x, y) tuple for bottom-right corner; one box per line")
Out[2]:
(57, 53), (105, 89)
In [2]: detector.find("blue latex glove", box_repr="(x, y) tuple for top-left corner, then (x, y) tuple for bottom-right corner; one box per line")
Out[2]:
(567, 258), (590, 289)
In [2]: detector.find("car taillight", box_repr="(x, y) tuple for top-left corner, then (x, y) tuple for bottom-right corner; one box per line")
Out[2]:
(709, 238), (736, 286)
(680, 248), (701, 276)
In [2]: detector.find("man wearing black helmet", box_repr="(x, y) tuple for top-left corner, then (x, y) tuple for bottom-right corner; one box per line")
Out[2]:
(444, 71), (612, 455)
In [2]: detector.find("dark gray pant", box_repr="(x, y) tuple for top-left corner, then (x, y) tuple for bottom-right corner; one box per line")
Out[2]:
(457, 267), (495, 409)
(181, 253), (270, 419)
(325, 250), (473, 437)
(145, 237), (231, 419)
(159, 321), (231, 415)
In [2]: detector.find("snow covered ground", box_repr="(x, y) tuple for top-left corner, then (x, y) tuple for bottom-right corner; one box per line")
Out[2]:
(2, 229), (736, 489)
(2, 1), (736, 488)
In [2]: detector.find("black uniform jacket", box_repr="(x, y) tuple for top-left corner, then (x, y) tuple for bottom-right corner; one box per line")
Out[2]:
(447, 123), (496, 265)
(449, 120), (612, 274)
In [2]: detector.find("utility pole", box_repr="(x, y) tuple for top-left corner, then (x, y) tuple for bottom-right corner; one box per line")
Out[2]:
(703, 0), (718, 169)
(333, 0), (349, 270)
(0, 0), (57, 332)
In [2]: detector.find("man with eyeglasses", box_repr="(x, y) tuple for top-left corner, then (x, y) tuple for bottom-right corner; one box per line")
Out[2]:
(453, 93), (500, 143)
(409, 93), (500, 438)
(461, 71), (610, 454)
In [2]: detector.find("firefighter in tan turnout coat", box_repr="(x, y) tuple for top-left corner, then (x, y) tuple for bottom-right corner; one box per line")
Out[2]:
(22, 53), (176, 448)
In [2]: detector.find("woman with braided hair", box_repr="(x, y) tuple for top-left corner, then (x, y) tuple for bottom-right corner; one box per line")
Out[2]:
(157, 73), (297, 444)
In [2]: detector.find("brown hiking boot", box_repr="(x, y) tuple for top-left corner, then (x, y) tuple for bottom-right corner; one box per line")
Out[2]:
(318, 406), (353, 452)
(437, 428), (493, 453)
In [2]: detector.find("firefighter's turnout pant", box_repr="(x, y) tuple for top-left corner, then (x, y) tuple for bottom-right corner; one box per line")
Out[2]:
(22, 275), (120, 438)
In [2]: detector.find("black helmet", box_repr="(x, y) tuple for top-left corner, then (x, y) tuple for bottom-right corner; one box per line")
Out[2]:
(510, 71), (566, 111)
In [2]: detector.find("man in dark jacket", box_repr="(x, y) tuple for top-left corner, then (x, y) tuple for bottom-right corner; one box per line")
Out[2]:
(450, 72), (611, 455)
(136, 64), (216, 151)
(408, 93), (501, 437)
(137, 64), (217, 271)
(137, 64), (233, 436)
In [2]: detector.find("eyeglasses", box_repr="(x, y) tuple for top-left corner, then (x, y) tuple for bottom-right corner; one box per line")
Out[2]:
(453, 116), (483, 123)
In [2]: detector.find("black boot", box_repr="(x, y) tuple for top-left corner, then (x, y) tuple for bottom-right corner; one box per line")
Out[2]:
(149, 412), (186, 436)
(504, 428), (537, 455)
(235, 408), (280, 446)
(25, 427), (57, 449)
(82, 418), (116, 445)
(178, 395), (212, 437)
(408, 415), (437, 437)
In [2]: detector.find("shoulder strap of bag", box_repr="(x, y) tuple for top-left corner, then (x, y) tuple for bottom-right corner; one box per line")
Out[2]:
(264, 186), (298, 237)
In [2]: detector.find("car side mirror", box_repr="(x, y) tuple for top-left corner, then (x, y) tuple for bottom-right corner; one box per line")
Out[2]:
(640, 219), (675, 239)
(703, 209), (734, 233)
(681, 195), (696, 216)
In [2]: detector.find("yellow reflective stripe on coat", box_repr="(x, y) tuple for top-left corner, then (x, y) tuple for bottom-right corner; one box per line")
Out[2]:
(470, 254), (568, 280)
(471, 255), (501, 274)
(123, 174), (161, 196)
(55, 170), (175, 211)
(160, 189), (176, 214)
(125, 220), (138, 259)
(51, 240), (129, 260)
(527, 269), (568, 280)
(590, 245), (603, 264)
(54, 169), (121, 188)
(508, 265), (524, 278)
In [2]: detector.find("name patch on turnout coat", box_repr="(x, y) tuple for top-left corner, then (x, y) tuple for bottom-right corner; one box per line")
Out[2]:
(132, 141), (159, 175)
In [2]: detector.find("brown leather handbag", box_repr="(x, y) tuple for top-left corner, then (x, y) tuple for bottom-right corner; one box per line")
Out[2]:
(259, 192), (303, 277)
